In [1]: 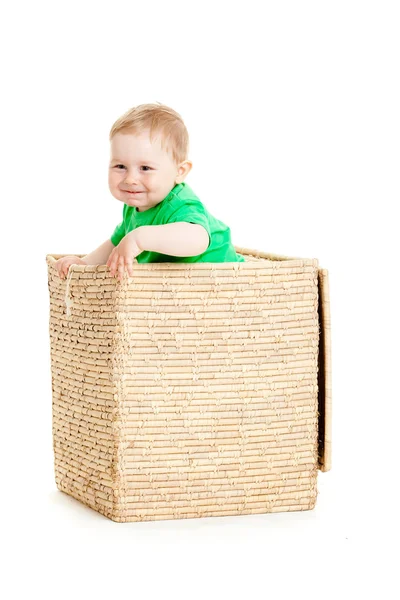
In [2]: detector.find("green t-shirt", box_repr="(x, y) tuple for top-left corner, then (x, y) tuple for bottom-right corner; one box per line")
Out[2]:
(110, 182), (245, 263)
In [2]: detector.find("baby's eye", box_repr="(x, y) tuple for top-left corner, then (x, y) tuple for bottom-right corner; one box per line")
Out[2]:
(141, 166), (151, 171)
(115, 164), (125, 169)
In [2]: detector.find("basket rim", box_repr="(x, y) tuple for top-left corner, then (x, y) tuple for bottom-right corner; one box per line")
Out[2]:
(46, 246), (320, 269)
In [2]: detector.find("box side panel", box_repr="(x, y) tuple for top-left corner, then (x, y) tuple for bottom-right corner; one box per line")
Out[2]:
(111, 260), (320, 522)
(47, 264), (118, 519)
(317, 269), (332, 472)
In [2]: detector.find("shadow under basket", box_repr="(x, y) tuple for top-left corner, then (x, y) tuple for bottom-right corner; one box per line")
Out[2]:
(46, 247), (332, 522)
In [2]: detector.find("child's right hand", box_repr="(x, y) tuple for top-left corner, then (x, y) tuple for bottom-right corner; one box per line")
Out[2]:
(55, 256), (86, 279)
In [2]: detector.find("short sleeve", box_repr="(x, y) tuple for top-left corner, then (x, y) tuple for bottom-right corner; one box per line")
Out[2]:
(110, 221), (125, 246)
(167, 199), (211, 249)
(110, 205), (127, 246)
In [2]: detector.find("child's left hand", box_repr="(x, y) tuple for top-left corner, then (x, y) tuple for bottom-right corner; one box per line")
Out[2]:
(106, 230), (142, 281)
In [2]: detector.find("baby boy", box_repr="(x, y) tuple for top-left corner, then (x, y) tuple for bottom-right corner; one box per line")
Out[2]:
(55, 103), (245, 282)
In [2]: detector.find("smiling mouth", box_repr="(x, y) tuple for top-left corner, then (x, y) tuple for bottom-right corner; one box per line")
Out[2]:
(125, 191), (143, 194)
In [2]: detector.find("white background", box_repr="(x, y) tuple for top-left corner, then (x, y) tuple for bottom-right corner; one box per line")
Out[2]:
(1, 1), (399, 598)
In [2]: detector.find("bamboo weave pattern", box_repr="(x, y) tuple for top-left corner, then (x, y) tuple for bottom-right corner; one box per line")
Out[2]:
(46, 248), (329, 522)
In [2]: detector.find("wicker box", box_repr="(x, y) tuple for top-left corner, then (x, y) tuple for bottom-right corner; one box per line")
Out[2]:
(46, 248), (331, 522)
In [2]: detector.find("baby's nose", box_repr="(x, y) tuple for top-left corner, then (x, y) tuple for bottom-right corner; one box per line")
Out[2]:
(124, 170), (140, 184)
(124, 176), (137, 184)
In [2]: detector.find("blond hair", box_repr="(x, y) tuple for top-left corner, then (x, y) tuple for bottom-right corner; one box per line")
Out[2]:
(109, 102), (189, 165)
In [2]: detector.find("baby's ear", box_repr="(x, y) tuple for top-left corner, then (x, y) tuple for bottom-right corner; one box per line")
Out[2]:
(177, 160), (192, 182)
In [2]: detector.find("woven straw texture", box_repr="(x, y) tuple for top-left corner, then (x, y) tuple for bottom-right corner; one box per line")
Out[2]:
(46, 247), (331, 522)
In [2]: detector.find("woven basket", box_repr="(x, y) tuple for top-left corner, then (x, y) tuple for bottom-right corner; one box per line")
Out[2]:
(46, 247), (331, 522)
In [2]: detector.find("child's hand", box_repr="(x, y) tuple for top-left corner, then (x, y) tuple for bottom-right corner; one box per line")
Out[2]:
(55, 256), (86, 280)
(106, 231), (142, 281)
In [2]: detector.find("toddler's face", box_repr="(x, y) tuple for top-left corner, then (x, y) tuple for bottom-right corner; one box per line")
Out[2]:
(108, 130), (191, 212)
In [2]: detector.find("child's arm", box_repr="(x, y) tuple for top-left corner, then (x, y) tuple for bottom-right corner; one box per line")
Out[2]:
(56, 239), (115, 279)
(107, 224), (209, 281)
(81, 239), (115, 265)
(137, 223), (209, 257)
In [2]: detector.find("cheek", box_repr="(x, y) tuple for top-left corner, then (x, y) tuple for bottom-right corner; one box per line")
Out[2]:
(109, 171), (120, 187)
